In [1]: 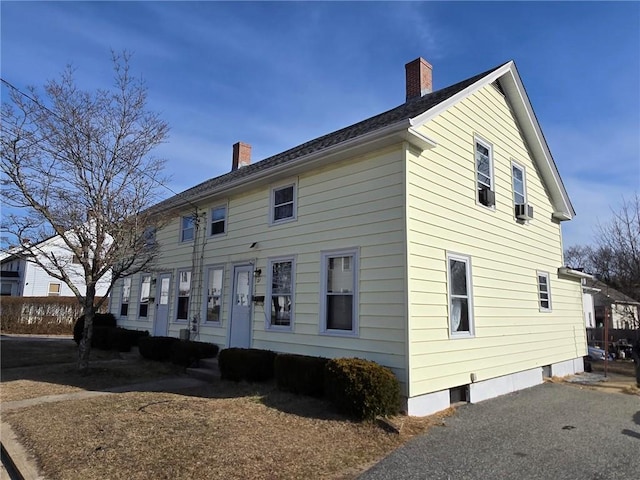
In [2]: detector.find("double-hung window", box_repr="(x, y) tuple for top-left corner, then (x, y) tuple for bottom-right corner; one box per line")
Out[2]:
(271, 183), (296, 224)
(537, 271), (552, 312)
(48, 283), (61, 297)
(511, 162), (526, 206)
(204, 267), (223, 323)
(210, 206), (226, 236)
(475, 137), (495, 207)
(447, 253), (474, 337)
(176, 270), (191, 320)
(120, 277), (131, 316)
(181, 216), (195, 242)
(267, 257), (295, 329)
(139, 275), (151, 318)
(321, 249), (358, 335)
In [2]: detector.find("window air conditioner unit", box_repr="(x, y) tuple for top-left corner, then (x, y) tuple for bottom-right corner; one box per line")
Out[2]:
(479, 187), (495, 207)
(515, 203), (534, 220)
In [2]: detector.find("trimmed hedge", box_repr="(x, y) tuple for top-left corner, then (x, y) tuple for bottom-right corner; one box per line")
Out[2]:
(170, 340), (220, 368)
(73, 313), (117, 345)
(275, 353), (329, 397)
(218, 348), (276, 382)
(324, 358), (401, 420)
(88, 326), (149, 352)
(138, 336), (180, 361)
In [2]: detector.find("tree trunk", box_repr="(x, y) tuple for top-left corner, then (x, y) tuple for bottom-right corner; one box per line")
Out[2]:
(78, 286), (96, 374)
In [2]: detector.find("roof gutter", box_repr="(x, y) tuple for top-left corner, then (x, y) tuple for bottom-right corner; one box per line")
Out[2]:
(558, 267), (594, 280)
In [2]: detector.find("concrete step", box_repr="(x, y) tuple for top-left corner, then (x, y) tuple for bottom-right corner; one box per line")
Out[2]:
(186, 356), (220, 382)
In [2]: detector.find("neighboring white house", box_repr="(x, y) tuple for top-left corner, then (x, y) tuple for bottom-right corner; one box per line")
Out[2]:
(0, 234), (111, 298)
(111, 57), (587, 416)
(584, 278), (640, 330)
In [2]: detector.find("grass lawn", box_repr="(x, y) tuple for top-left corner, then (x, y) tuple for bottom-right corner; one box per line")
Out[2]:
(0, 336), (452, 479)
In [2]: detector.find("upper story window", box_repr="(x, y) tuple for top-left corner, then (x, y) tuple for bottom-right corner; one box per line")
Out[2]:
(267, 257), (295, 330)
(210, 205), (227, 236)
(139, 274), (151, 318)
(176, 270), (191, 320)
(537, 271), (552, 312)
(181, 216), (195, 242)
(204, 266), (223, 323)
(512, 162), (526, 206)
(447, 252), (474, 337)
(320, 249), (358, 336)
(475, 137), (495, 208)
(270, 183), (296, 224)
(120, 277), (131, 316)
(143, 227), (157, 250)
(48, 283), (61, 297)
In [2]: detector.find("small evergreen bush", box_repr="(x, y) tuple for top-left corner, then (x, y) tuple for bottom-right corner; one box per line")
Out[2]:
(170, 340), (220, 368)
(73, 313), (117, 345)
(138, 336), (180, 361)
(218, 348), (276, 382)
(324, 358), (401, 421)
(275, 353), (329, 397)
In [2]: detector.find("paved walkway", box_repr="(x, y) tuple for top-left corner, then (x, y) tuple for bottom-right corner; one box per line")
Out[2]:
(359, 383), (640, 480)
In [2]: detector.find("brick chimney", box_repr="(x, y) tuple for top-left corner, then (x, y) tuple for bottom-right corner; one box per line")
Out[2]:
(232, 142), (251, 171)
(405, 57), (432, 101)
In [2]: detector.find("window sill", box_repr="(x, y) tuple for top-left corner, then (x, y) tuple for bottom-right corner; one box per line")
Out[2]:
(269, 217), (297, 227)
(320, 329), (358, 338)
(266, 324), (293, 332)
(450, 331), (475, 339)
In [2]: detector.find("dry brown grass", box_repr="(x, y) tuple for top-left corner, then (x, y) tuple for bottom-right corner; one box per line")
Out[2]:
(1, 337), (453, 479)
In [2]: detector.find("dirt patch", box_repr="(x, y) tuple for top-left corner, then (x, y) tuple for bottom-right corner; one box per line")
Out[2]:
(3, 384), (452, 480)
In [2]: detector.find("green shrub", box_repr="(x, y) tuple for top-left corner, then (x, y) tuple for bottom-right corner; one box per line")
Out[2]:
(73, 313), (116, 345)
(275, 353), (329, 397)
(138, 336), (180, 361)
(218, 348), (276, 382)
(91, 326), (111, 350)
(170, 340), (220, 368)
(324, 358), (401, 421)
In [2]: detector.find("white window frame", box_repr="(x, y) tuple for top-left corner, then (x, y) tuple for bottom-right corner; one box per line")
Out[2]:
(537, 271), (552, 312)
(48, 282), (61, 297)
(138, 274), (151, 319)
(446, 252), (475, 338)
(180, 215), (195, 243)
(209, 204), (227, 237)
(175, 269), (192, 321)
(269, 181), (297, 225)
(120, 277), (131, 317)
(511, 160), (527, 209)
(320, 248), (359, 336)
(474, 135), (495, 209)
(265, 256), (296, 331)
(202, 265), (224, 324)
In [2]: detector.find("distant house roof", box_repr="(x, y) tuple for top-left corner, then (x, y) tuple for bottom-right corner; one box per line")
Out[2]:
(155, 59), (574, 220)
(586, 279), (640, 305)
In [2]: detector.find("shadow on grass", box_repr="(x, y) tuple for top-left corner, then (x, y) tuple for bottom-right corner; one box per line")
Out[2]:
(0, 335), (349, 422)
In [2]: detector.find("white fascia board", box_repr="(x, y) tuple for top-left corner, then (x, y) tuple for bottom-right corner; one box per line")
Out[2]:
(183, 120), (417, 208)
(558, 267), (594, 279)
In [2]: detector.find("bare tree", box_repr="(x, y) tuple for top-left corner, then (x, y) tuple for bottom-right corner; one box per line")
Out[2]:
(1, 52), (169, 372)
(565, 193), (640, 302)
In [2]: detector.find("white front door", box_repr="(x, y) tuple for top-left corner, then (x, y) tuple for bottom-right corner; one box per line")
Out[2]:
(153, 273), (171, 336)
(229, 264), (253, 348)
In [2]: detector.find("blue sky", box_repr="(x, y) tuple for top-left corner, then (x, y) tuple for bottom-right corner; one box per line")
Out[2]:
(1, 1), (638, 249)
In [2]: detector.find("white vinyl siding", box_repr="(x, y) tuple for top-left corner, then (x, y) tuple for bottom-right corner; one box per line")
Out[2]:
(266, 257), (295, 330)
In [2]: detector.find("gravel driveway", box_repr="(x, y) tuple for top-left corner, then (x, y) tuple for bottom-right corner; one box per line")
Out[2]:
(359, 383), (639, 480)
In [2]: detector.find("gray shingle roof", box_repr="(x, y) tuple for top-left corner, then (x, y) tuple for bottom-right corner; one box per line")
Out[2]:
(157, 62), (508, 211)
(587, 279), (640, 305)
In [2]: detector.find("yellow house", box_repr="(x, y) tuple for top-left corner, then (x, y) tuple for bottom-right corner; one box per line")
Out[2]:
(111, 58), (589, 415)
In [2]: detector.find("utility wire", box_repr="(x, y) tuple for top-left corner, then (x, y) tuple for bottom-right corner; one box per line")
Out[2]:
(1, 77), (200, 211)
